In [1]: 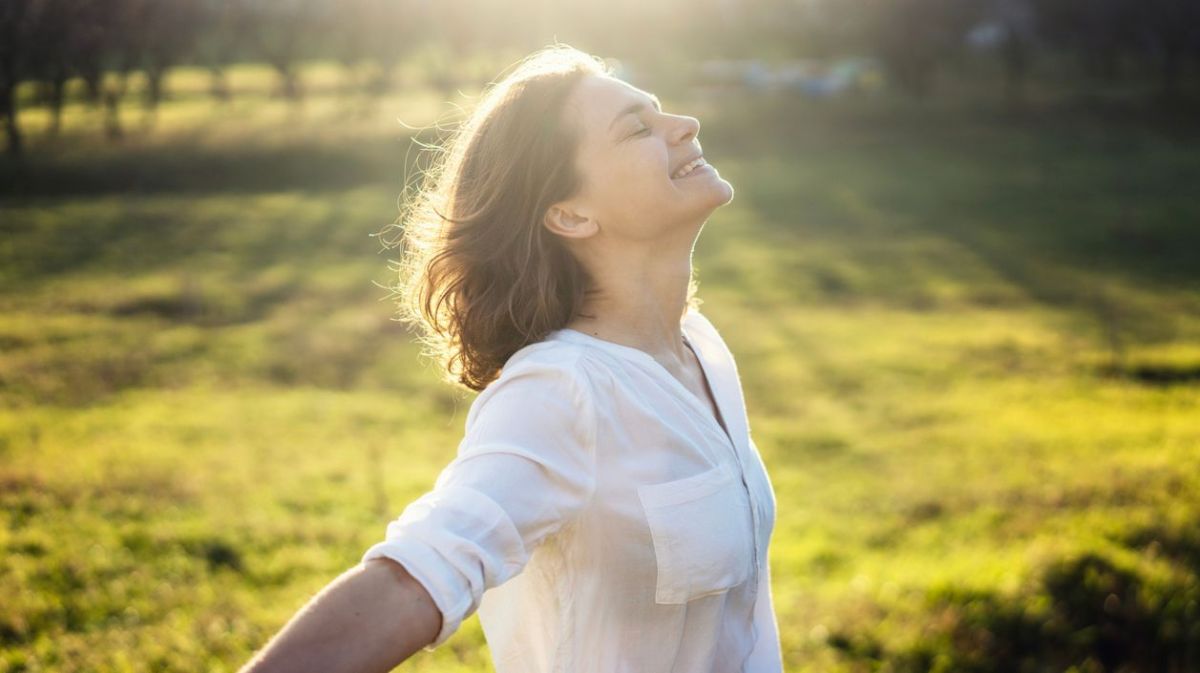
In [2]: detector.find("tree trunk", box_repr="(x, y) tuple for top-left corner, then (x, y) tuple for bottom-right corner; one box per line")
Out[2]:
(145, 66), (165, 110)
(48, 75), (66, 138)
(103, 74), (127, 142)
(209, 67), (231, 103)
(1160, 42), (1181, 102)
(1002, 30), (1029, 110)
(273, 61), (302, 102)
(367, 62), (395, 97)
(2, 90), (21, 158)
(82, 68), (102, 104)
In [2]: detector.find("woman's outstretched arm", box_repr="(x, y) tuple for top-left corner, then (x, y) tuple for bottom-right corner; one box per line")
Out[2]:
(238, 557), (442, 673)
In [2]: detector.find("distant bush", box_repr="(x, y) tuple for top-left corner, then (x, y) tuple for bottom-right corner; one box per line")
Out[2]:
(832, 541), (1200, 673)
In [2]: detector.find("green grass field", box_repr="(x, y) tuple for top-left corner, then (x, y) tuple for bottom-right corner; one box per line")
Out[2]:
(2, 63), (1199, 672)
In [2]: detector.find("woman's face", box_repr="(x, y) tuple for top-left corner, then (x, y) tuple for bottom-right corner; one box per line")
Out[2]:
(546, 74), (734, 244)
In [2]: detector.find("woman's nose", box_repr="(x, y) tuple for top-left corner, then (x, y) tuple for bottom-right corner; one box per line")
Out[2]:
(671, 115), (700, 144)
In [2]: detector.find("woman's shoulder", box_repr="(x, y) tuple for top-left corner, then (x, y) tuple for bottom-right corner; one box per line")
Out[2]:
(502, 334), (590, 374)
(482, 336), (597, 399)
(465, 337), (598, 432)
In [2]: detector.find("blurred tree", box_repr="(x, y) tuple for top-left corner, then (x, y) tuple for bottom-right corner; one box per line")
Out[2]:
(358, 0), (433, 97)
(468, 0), (543, 57)
(327, 0), (431, 98)
(1137, 0), (1200, 101)
(140, 0), (204, 124)
(426, 1), (478, 96)
(866, 0), (985, 96)
(559, 0), (679, 83)
(1, 0), (35, 156)
(999, 15), (1033, 107)
(980, 0), (1037, 108)
(25, 0), (79, 138)
(787, 0), (855, 59)
(193, 0), (255, 104)
(5, 0), (1199, 159)
(248, 0), (319, 102)
(97, 0), (144, 140)
(72, 0), (115, 106)
(748, 0), (816, 59)
(1035, 0), (1139, 83)
(680, 0), (753, 59)
(329, 0), (373, 92)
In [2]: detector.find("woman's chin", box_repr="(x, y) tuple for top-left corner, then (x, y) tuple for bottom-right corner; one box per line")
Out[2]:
(699, 177), (734, 208)
(673, 167), (733, 201)
(716, 178), (734, 203)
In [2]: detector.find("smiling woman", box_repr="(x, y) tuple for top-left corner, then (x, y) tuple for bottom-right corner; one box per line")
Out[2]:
(377, 43), (734, 394)
(238, 43), (778, 673)
(387, 45), (624, 394)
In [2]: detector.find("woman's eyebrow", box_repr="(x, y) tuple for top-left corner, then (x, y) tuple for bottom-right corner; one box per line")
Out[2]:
(608, 93), (663, 132)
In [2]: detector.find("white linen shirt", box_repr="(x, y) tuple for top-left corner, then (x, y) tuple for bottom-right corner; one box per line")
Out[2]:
(360, 307), (782, 673)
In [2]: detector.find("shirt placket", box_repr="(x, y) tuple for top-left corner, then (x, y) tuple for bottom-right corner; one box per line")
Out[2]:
(685, 338), (761, 594)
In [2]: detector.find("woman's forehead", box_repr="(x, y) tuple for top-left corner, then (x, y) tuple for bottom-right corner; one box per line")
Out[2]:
(572, 76), (652, 139)
(585, 74), (643, 102)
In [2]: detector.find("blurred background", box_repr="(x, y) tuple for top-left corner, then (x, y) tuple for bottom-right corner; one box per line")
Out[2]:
(2, 1), (1199, 671)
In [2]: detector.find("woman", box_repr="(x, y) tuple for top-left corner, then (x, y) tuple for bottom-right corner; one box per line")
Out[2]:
(239, 43), (782, 673)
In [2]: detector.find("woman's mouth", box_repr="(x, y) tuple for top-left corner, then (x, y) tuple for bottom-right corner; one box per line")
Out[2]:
(672, 156), (708, 179)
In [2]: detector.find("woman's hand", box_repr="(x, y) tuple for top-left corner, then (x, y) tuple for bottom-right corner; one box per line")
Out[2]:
(238, 557), (443, 673)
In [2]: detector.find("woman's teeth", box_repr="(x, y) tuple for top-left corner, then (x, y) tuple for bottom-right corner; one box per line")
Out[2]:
(673, 157), (706, 179)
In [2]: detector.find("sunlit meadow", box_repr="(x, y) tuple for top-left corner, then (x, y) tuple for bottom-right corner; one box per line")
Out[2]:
(2, 59), (1199, 672)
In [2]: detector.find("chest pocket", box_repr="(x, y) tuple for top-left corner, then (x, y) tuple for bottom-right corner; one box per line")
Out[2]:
(637, 463), (755, 605)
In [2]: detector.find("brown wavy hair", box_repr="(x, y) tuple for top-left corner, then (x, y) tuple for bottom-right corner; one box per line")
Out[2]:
(377, 43), (702, 393)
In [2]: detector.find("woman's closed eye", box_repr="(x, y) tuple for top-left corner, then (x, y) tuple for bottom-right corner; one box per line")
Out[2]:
(630, 125), (652, 138)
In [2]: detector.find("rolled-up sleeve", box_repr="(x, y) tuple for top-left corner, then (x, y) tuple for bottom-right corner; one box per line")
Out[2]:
(360, 354), (597, 651)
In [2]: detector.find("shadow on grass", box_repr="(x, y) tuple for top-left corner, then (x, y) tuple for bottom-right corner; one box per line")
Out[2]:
(0, 140), (408, 197)
(1096, 362), (1200, 387)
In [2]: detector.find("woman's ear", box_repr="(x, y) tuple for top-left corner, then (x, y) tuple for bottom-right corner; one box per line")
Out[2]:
(543, 204), (599, 240)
